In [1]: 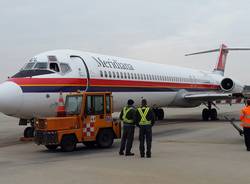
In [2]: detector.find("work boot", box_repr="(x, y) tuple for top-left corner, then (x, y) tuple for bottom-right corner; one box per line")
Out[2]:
(125, 152), (135, 156)
(140, 154), (145, 158)
(119, 151), (124, 155)
(146, 154), (151, 158)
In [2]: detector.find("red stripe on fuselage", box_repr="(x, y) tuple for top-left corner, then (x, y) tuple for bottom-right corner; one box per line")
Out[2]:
(9, 78), (87, 85)
(89, 79), (220, 89)
(9, 77), (220, 90)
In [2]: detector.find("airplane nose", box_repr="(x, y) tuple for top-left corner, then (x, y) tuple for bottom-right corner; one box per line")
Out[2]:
(0, 81), (23, 116)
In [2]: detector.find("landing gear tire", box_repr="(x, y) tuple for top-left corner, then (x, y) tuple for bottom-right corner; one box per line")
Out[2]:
(153, 108), (164, 120)
(83, 141), (96, 148)
(210, 108), (218, 120)
(61, 135), (77, 152)
(202, 108), (210, 121)
(24, 127), (35, 138)
(158, 109), (164, 120)
(45, 145), (58, 151)
(97, 129), (114, 148)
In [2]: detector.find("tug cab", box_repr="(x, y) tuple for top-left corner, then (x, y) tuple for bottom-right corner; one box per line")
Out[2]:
(34, 92), (121, 152)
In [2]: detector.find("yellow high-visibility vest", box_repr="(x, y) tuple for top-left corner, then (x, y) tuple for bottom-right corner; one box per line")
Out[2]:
(138, 107), (151, 125)
(122, 107), (133, 123)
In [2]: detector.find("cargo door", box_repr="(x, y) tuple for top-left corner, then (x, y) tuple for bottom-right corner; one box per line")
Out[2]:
(70, 56), (90, 91)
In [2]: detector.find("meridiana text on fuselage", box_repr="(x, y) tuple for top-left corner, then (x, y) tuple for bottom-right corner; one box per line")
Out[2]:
(92, 56), (135, 71)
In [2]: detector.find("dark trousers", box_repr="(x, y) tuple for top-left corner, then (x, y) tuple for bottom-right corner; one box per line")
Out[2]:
(120, 125), (135, 153)
(243, 127), (250, 150)
(139, 125), (152, 156)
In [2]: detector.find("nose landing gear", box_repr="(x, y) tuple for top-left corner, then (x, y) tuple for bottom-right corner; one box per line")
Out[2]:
(19, 118), (35, 138)
(24, 126), (35, 138)
(202, 102), (218, 121)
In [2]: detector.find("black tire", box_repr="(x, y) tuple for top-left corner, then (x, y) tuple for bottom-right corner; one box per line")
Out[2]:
(210, 108), (218, 120)
(61, 135), (77, 152)
(45, 145), (58, 151)
(158, 109), (164, 120)
(24, 127), (34, 138)
(83, 141), (96, 148)
(97, 129), (114, 148)
(202, 108), (210, 121)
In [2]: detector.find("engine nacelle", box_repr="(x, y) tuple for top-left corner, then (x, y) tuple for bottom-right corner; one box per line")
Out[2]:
(220, 78), (234, 92)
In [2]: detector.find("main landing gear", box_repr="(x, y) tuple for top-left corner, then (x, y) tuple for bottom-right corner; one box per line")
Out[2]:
(153, 108), (164, 120)
(19, 119), (35, 138)
(202, 102), (218, 121)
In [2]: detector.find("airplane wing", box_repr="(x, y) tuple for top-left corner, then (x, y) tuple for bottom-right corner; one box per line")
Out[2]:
(184, 93), (233, 102)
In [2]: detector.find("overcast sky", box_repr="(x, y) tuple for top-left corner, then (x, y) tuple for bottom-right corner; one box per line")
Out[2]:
(1, 0), (250, 84)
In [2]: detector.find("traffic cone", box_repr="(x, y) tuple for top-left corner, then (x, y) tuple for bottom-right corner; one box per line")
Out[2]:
(56, 92), (65, 117)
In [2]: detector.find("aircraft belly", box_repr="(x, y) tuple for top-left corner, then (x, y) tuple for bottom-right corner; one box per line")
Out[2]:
(112, 92), (177, 111)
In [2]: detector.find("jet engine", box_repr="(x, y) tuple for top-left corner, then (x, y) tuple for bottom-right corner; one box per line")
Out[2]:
(220, 78), (234, 91)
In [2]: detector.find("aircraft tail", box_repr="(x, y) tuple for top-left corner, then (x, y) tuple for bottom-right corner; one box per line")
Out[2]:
(185, 43), (250, 76)
(213, 44), (228, 75)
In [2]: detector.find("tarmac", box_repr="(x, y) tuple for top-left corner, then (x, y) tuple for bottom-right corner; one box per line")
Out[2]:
(0, 104), (250, 184)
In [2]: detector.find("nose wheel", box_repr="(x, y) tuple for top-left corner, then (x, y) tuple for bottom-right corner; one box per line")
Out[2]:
(202, 102), (218, 121)
(24, 127), (35, 138)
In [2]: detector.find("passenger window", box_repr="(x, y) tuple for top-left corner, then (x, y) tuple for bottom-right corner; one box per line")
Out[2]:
(100, 70), (103, 77)
(112, 71), (116, 78)
(137, 74), (140, 80)
(128, 73), (130, 79)
(49, 63), (60, 72)
(124, 72), (127, 79)
(108, 71), (112, 78)
(104, 71), (108, 77)
(116, 72), (120, 78)
(120, 72), (123, 79)
(131, 73), (134, 79)
(106, 95), (111, 114)
(134, 73), (137, 79)
(86, 95), (104, 115)
(141, 74), (143, 80)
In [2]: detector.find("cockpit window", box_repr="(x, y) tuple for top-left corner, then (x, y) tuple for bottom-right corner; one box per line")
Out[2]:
(60, 63), (71, 74)
(23, 62), (35, 70)
(49, 63), (60, 72)
(34, 62), (48, 70)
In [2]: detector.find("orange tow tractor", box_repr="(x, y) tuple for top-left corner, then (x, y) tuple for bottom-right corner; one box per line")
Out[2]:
(34, 92), (121, 152)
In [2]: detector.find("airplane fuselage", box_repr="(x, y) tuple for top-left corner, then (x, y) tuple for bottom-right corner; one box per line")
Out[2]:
(0, 49), (243, 119)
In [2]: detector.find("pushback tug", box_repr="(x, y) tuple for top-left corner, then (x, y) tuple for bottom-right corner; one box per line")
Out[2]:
(34, 92), (121, 152)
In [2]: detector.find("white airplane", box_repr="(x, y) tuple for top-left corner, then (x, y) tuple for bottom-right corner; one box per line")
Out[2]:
(0, 44), (249, 137)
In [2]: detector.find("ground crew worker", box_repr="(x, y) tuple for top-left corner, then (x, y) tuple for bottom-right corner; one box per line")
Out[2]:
(134, 99), (155, 158)
(119, 99), (136, 156)
(240, 99), (250, 151)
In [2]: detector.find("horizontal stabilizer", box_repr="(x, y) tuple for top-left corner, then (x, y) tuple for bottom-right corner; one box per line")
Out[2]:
(185, 44), (250, 76)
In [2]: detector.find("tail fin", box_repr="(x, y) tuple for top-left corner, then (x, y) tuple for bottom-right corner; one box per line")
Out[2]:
(185, 44), (250, 76)
(213, 44), (228, 75)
